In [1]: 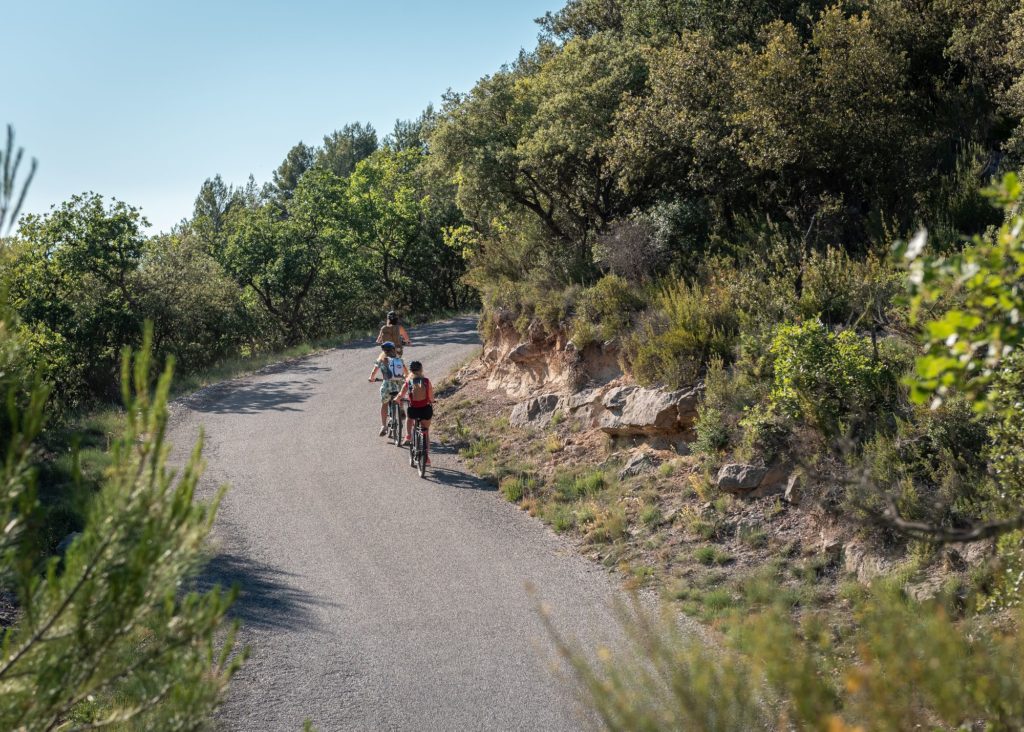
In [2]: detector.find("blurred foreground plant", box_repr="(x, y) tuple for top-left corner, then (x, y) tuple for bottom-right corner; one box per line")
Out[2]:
(0, 328), (242, 730)
(549, 590), (1024, 731)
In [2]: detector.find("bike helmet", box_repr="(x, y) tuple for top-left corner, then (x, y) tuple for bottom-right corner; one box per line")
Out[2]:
(381, 341), (396, 351)
(409, 360), (423, 373)
(386, 310), (398, 324)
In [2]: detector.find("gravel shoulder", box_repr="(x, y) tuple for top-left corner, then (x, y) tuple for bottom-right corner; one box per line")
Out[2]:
(169, 317), (627, 731)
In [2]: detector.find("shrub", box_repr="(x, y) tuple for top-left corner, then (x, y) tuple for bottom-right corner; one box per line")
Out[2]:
(575, 274), (645, 343)
(798, 248), (902, 328)
(626, 278), (739, 388)
(552, 589), (1024, 731)
(693, 406), (730, 456)
(769, 320), (898, 435)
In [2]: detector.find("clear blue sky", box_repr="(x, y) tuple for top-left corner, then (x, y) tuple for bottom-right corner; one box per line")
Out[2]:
(8, 0), (555, 232)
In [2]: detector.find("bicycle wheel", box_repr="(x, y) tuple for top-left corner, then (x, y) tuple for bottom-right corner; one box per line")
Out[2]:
(408, 425), (416, 467)
(416, 429), (426, 478)
(392, 402), (403, 447)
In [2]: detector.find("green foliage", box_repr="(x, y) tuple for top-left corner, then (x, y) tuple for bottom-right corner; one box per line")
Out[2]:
(626, 278), (739, 388)
(769, 320), (897, 434)
(553, 589), (1024, 731)
(575, 274), (644, 342)
(0, 335), (242, 729)
(905, 173), (1024, 411)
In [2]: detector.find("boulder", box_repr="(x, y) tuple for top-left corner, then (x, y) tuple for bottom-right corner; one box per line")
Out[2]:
(509, 393), (561, 427)
(598, 386), (684, 435)
(715, 463), (769, 494)
(619, 451), (660, 479)
(563, 388), (601, 413)
(748, 465), (789, 498)
(508, 342), (539, 364)
(675, 386), (703, 426)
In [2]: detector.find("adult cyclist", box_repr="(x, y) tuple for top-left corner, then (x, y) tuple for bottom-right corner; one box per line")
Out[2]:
(376, 311), (411, 356)
(368, 341), (407, 436)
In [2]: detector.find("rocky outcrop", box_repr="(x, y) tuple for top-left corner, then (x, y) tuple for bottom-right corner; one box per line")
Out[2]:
(598, 385), (703, 436)
(483, 315), (623, 398)
(509, 393), (560, 427)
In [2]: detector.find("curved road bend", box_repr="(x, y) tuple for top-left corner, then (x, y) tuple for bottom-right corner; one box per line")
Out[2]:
(170, 316), (625, 731)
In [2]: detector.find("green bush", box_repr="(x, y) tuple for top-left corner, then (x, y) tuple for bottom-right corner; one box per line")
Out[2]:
(769, 320), (898, 435)
(575, 274), (646, 343)
(693, 406), (730, 456)
(798, 248), (902, 328)
(626, 278), (739, 388)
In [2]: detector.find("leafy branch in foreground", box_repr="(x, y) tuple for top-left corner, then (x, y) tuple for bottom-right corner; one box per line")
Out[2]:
(0, 329), (243, 730)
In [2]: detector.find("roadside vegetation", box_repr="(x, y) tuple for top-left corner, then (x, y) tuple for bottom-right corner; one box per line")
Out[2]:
(432, 0), (1024, 728)
(5, 0), (1024, 726)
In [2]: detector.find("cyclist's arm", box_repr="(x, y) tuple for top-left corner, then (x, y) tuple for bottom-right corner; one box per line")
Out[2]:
(375, 327), (384, 344)
(396, 380), (410, 401)
(368, 364), (380, 381)
(400, 326), (411, 345)
(427, 380), (435, 404)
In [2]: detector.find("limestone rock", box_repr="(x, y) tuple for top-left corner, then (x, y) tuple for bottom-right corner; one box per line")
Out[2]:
(598, 386), (683, 435)
(509, 393), (561, 427)
(619, 451), (660, 479)
(715, 463), (769, 494)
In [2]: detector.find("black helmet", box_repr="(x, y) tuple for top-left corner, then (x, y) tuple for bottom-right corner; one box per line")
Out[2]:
(409, 360), (423, 373)
(386, 310), (398, 323)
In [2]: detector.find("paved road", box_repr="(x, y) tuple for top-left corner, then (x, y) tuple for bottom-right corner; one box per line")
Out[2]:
(170, 316), (625, 731)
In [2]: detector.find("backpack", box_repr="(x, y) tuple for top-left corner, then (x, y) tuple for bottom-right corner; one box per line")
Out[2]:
(387, 357), (405, 380)
(408, 376), (429, 402)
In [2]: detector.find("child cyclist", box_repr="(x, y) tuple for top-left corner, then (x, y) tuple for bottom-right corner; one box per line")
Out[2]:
(396, 360), (434, 465)
(368, 341), (407, 436)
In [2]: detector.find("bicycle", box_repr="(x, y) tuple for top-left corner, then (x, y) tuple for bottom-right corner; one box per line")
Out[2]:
(408, 414), (429, 478)
(385, 392), (403, 447)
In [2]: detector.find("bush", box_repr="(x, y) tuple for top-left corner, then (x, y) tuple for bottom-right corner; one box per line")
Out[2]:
(798, 248), (902, 328)
(626, 278), (739, 388)
(769, 320), (899, 435)
(575, 274), (645, 343)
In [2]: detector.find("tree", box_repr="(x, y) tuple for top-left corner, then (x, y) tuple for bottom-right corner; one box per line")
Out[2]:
(9, 194), (149, 403)
(270, 142), (315, 203)
(223, 168), (349, 345)
(432, 35), (647, 282)
(316, 122), (378, 178)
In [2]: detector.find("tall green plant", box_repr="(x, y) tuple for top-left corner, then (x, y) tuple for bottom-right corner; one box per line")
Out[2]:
(0, 332), (243, 729)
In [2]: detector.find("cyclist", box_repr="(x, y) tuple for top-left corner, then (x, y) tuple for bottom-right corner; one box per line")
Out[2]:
(376, 311), (411, 356)
(397, 360), (434, 465)
(368, 341), (407, 436)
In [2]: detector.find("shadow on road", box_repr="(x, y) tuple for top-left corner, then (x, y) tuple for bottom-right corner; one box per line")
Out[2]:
(406, 317), (481, 348)
(427, 466), (497, 492)
(196, 552), (332, 632)
(188, 379), (315, 415)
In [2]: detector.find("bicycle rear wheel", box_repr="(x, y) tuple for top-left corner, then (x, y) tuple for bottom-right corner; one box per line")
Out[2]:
(416, 429), (426, 478)
(408, 426), (416, 467)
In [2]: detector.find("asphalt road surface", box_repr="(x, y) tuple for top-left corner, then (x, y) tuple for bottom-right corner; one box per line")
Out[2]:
(170, 316), (626, 731)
